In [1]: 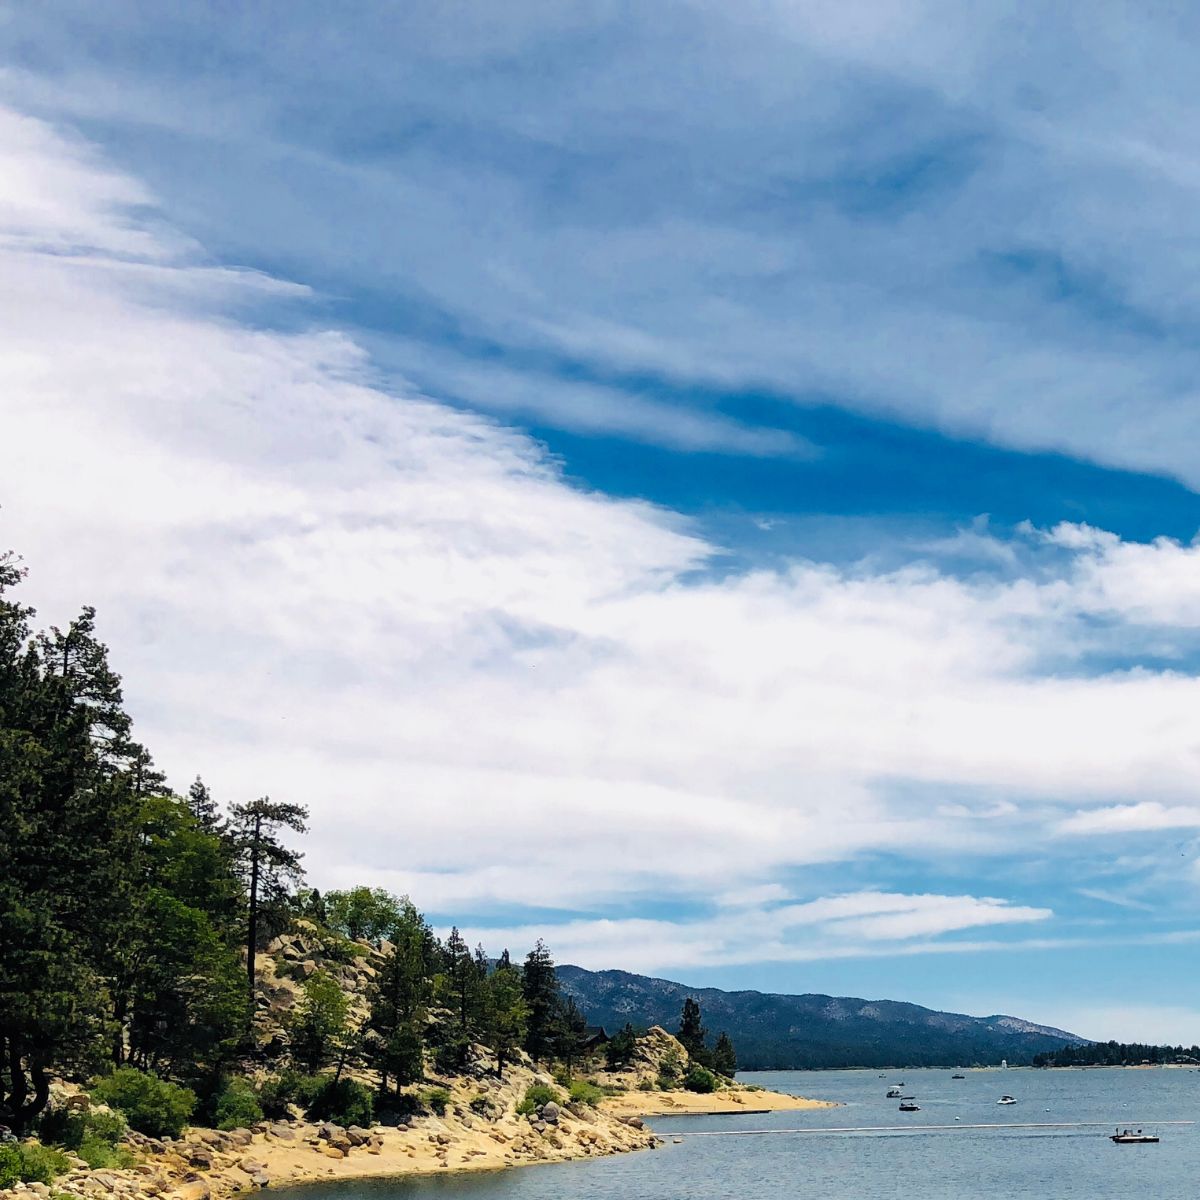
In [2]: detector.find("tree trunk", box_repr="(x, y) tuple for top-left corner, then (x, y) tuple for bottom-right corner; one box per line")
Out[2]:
(246, 812), (261, 1018)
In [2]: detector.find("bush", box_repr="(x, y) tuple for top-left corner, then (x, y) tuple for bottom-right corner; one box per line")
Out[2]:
(304, 1076), (374, 1128)
(567, 1080), (603, 1107)
(257, 1070), (324, 1119)
(39, 1105), (125, 1150)
(683, 1066), (718, 1094)
(0, 1143), (71, 1186)
(469, 1094), (497, 1118)
(518, 1083), (560, 1114)
(92, 1068), (196, 1138)
(0, 1146), (19, 1189)
(375, 1091), (422, 1124)
(213, 1077), (264, 1131)
(433, 1038), (469, 1076)
(421, 1087), (450, 1116)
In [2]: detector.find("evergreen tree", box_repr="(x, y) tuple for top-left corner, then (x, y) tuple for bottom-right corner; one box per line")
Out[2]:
(554, 995), (589, 1074)
(521, 940), (559, 1061)
(605, 1022), (638, 1071)
(677, 997), (709, 1064)
(186, 775), (223, 834)
(365, 900), (435, 1096)
(290, 968), (350, 1072)
(485, 951), (527, 1079)
(712, 1031), (737, 1077)
(228, 797), (309, 1014)
(0, 565), (139, 1129)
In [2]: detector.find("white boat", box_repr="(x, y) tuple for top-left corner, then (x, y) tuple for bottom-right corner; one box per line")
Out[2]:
(997, 1095), (1017, 1105)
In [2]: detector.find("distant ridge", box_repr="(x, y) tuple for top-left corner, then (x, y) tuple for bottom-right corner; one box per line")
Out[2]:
(557, 965), (1089, 1070)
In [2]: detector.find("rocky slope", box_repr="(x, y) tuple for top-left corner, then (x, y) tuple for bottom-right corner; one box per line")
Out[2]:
(559, 965), (1089, 1069)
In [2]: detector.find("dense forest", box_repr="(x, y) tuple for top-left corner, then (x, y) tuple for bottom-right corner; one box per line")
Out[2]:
(0, 552), (734, 1154)
(1032, 1041), (1200, 1068)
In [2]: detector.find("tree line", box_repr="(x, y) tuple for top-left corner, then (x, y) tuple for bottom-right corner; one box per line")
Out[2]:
(1032, 1041), (1200, 1068)
(0, 555), (684, 1135)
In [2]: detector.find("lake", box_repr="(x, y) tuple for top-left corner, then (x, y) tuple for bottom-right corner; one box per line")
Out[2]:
(274, 1067), (1199, 1200)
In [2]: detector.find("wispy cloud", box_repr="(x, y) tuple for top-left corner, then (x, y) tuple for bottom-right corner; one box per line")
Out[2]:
(3, 103), (1200, 977)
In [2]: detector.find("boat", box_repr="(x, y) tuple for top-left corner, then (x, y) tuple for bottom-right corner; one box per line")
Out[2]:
(997, 1095), (1017, 1105)
(951, 1073), (965, 1079)
(886, 1088), (903, 1098)
(1111, 1129), (1158, 1144)
(899, 1101), (920, 1112)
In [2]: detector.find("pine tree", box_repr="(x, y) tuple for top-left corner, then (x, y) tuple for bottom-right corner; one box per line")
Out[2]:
(365, 900), (435, 1096)
(485, 952), (527, 1079)
(0, 567), (140, 1129)
(186, 775), (223, 834)
(228, 797), (309, 1014)
(555, 995), (589, 1074)
(605, 1022), (638, 1070)
(677, 997), (709, 1063)
(521, 939), (559, 1062)
(712, 1030), (737, 1077)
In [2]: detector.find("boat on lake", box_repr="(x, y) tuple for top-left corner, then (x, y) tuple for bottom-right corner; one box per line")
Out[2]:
(886, 1088), (903, 1098)
(899, 1101), (920, 1112)
(997, 1095), (1017, 1105)
(1111, 1129), (1158, 1144)
(951, 1073), (965, 1079)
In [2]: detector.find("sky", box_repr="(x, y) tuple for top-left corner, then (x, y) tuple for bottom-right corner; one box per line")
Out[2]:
(3, 1), (1200, 1045)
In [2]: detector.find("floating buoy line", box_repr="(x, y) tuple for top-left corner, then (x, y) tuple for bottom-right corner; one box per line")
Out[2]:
(669, 1120), (1194, 1138)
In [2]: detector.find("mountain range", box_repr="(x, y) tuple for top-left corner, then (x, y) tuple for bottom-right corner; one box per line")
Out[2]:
(557, 965), (1089, 1070)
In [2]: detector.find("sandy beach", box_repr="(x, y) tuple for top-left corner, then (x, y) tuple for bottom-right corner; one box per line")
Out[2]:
(602, 1084), (837, 1118)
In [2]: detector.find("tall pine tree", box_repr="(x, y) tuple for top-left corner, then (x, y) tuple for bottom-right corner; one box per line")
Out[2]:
(228, 797), (309, 1016)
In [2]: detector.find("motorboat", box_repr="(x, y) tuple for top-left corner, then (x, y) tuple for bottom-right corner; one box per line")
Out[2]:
(997, 1095), (1017, 1105)
(886, 1088), (903, 1098)
(1111, 1129), (1158, 1144)
(951, 1073), (965, 1079)
(898, 1101), (920, 1112)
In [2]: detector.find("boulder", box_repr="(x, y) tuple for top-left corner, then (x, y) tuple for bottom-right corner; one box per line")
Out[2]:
(540, 1102), (560, 1124)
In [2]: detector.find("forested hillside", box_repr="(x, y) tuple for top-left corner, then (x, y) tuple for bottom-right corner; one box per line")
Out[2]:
(0, 552), (620, 1142)
(559, 966), (1089, 1069)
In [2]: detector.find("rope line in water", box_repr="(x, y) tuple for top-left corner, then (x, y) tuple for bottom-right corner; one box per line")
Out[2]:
(673, 1120), (1195, 1137)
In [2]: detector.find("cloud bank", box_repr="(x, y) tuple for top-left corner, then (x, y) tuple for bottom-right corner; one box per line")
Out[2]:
(3, 104), (1200, 977)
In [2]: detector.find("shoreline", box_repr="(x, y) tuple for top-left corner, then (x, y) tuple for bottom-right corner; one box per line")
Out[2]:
(11, 1081), (832, 1200)
(602, 1084), (838, 1118)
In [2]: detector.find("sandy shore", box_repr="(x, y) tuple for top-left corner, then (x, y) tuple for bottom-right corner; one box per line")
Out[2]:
(602, 1084), (837, 1118)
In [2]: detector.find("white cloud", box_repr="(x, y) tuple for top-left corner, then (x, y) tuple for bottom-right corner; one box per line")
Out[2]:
(10, 5), (1200, 482)
(1058, 803), (1200, 835)
(451, 890), (1052, 972)
(3, 104), (1200, 972)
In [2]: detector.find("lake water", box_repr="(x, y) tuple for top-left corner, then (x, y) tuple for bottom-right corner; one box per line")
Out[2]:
(274, 1067), (1200, 1200)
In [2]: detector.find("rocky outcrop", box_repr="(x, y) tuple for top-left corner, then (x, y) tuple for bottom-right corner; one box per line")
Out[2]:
(0, 1059), (658, 1200)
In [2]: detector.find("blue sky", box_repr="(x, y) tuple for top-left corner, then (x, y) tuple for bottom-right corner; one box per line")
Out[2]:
(4, 1), (1200, 1041)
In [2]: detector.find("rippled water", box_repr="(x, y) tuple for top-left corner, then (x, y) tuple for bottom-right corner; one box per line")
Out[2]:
(274, 1067), (1200, 1200)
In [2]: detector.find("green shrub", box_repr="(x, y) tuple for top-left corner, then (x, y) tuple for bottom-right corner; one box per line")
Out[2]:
(40, 1105), (125, 1151)
(433, 1037), (469, 1076)
(468, 1093), (497, 1118)
(304, 1076), (374, 1128)
(214, 1077), (264, 1131)
(421, 1087), (451, 1116)
(0, 1145), (19, 1189)
(518, 1083), (560, 1114)
(376, 1091), (422, 1124)
(567, 1079), (603, 1107)
(683, 1065), (718, 1094)
(0, 1143), (71, 1185)
(76, 1135), (136, 1170)
(257, 1070), (325, 1119)
(92, 1068), (196, 1138)
(638, 1077), (655, 1091)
